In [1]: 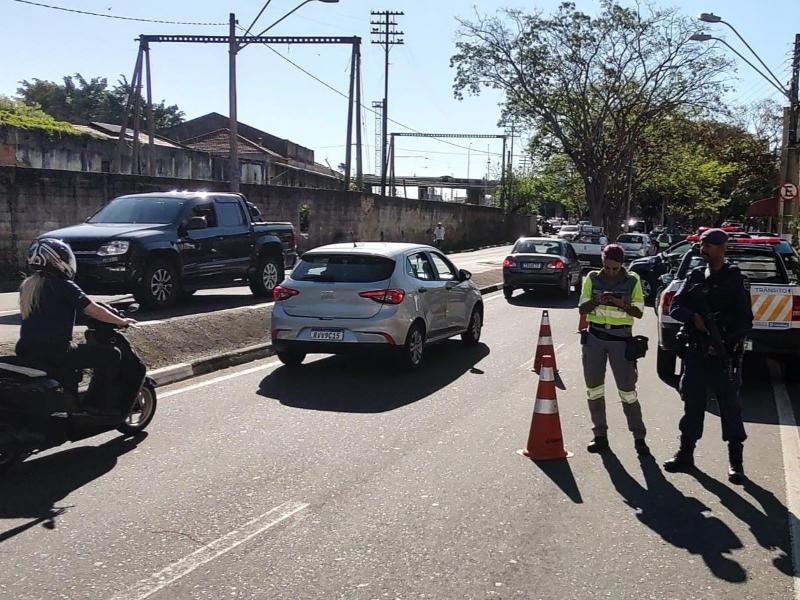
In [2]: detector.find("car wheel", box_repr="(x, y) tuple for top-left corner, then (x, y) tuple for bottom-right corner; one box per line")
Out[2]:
(572, 272), (582, 295)
(503, 286), (514, 300)
(461, 306), (483, 346)
(558, 275), (570, 299)
(277, 351), (306, 368)
(656, 347), (677, 380)
(399, 323), (425, 370)
(640, 277), (653, 302)
(117, 383), (157, 435)
(135, 259), (180, 309)
(250, 254), (284, 298)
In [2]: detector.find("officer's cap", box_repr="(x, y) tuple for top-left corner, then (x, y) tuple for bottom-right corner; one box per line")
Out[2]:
(699, 228), (728, 245)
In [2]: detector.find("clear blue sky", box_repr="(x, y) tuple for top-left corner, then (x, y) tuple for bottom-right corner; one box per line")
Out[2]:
(1, 0), (797, 180)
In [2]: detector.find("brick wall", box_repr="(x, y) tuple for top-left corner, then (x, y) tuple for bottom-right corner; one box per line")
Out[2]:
(0, 166), (534, 277)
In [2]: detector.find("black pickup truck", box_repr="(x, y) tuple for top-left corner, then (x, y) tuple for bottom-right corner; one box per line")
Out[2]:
(40, 192), (297, 308)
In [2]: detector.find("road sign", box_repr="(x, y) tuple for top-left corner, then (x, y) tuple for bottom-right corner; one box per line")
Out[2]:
(779, 183), (798, 200)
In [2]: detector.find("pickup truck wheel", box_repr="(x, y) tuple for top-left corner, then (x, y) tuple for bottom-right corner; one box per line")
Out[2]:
(641, 277), (653, 303)
(657, 347), (677, 380)
(250, 255), (284, 298)
(135, 259), (180, 309)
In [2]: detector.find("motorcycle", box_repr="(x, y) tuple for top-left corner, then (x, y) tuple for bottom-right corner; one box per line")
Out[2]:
(0, 304), (157, 474)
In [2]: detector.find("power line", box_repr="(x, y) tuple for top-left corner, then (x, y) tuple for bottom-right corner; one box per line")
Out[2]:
(11, 0), (227, 25)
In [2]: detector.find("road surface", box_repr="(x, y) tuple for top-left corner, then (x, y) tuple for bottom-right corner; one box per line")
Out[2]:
(1, 287), (798, 599)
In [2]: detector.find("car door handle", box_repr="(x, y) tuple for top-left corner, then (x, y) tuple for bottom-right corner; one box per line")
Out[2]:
(418, 287), (428, 293)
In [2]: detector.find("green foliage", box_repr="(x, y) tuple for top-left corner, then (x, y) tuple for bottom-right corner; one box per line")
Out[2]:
(16, 73), (184, 130)
(451, 1), (730, 231)
(0, 95), (77, 134)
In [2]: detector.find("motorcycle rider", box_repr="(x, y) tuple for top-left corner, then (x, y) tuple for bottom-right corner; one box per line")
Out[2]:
(15, 238), (137, 415)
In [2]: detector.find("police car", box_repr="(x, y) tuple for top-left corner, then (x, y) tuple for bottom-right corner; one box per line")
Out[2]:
(655, 238), (800, 380)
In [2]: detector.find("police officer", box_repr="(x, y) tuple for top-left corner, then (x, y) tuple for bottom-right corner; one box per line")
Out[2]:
(579, 244), (650, 456)
(663, 228), (753, 484)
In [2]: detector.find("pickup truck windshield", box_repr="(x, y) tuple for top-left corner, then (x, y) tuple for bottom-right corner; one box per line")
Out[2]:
(89, 196), (186, 224)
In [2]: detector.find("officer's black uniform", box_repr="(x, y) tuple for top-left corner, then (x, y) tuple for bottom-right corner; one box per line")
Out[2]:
(663, 229), (753, 483)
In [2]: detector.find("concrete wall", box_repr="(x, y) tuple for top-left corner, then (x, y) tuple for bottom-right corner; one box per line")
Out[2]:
(0, 166), (535, 278)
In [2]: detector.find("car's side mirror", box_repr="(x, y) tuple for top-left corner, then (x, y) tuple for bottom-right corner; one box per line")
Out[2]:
(458, 269), (472, 282)
(186, 216), (208, 231)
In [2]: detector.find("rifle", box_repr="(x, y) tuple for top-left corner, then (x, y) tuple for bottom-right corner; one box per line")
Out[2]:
(685, 282), (728, 361)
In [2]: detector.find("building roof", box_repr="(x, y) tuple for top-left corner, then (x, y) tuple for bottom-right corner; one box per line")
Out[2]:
(85, 122), (182, 147)
(182, 129), (284, 159)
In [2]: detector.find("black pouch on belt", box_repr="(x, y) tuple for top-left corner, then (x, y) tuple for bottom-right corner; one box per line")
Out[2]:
(580, 330), (588, 345)
(625, 335), (649, 361)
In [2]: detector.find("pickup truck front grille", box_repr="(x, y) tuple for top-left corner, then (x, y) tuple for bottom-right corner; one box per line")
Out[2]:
(66, 241), (102, 253)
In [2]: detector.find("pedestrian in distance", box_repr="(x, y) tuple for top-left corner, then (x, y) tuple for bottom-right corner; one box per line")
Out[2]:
(663, 228), (753, 484)
(578, 243), (650, 456)
(433, 222), (445, 249)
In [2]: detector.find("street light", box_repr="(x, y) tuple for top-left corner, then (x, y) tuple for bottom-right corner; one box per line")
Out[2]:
(698, 12), (786, 93)
(228, 0), (339, 192)
(689, 34), (788, 98)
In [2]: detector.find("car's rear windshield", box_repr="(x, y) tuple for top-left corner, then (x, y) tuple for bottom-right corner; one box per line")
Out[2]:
(618, 234), (642, 243)
(513, 240), (563, 255)
(293, 254), (395, 283)
(89, 196), (185, 224)
(681, 253), (786, 283)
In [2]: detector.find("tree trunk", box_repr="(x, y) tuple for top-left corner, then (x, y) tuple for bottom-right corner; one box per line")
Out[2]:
(585, 179), (607, 229)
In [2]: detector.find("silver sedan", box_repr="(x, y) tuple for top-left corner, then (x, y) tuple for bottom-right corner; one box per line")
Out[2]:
(270, 243), (484, 369)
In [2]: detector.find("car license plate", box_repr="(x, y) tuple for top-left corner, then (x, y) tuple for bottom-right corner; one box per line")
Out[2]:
(744, 339), (752, 352)
(311, 329), (343, 341)
(523, 262), (542, 269)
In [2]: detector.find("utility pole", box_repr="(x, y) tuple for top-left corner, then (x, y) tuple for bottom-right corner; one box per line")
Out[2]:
(371, 10), (404, 198)
(229, 13), (240, 192)
(372, 100), (383, 177)
(779, 33), (800, 236)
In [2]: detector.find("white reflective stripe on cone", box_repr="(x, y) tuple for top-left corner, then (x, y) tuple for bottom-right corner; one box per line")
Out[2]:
(539, 366), (554, 381)
(534, 398), (558, 414)
(538, 336), (553, 345)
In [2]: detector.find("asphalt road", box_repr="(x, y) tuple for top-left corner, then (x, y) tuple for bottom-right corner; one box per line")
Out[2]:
(1, 288), (798, 599)
(0, 245), (512, 345)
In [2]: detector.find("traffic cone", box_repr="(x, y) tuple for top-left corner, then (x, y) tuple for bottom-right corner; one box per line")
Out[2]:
(533, 310), (565, 390)
(520, 354), (571, 461)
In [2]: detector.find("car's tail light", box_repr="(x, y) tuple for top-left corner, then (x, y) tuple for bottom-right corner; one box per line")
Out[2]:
(662, 290), (676, 315)
(359, 289), (406, 304)
(503, 257), (516, 268)
(792, 296), (800, 321)
(273, 286), (299, 302)
(546, 259), (565, 269)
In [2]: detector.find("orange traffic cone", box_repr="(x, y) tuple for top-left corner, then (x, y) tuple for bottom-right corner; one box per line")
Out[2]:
(533, 310), (565, 390)
(520, 354), (571, 461)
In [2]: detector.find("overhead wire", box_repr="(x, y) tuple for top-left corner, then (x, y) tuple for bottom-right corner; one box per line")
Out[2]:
(10, 0), (227, 25)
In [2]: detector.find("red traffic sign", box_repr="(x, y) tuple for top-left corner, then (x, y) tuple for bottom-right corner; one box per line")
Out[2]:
(779, 183), (798, 200)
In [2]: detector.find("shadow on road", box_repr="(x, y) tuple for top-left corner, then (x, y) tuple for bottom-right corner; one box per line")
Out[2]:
(690, 470), (794, 577)
(601, 452), (747, 583)
(0, 433), (146, 544)
(506, 291), (579, 310)
(528, 457), (583, 504)
(258, 342), (490, 413)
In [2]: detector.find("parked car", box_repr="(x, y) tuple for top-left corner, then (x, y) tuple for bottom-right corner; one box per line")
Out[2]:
(270, 243), (483, 369)
(655, 241), (800, 380)
(502, 237), (583, 299)
(616, 233), (652, 260)
(40, 192), (297, 308)
(571, 231), (608, 268)
(556, 224), (581, 241)
(628, 239), (693, 303)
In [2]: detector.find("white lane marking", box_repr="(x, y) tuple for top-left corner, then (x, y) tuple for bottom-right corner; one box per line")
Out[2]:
(768, 360), (800, 600)
(110, 501), (310, 600)
(159, 361), (281, 399)
(483, 292), (505, 303)
(519, 343), (564, 369)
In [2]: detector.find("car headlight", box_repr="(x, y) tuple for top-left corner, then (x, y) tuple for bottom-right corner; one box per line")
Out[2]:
(97, 240), (130, 256)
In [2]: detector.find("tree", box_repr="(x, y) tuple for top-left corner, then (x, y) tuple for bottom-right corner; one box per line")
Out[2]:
(17, 73), (184, 130)
(451, 1), (730, 236)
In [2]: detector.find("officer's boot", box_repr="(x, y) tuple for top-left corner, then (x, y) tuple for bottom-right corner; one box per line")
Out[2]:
(587, 397), (610, 454)
(728, 442), (745, 485)
(663, 439), (695, 473)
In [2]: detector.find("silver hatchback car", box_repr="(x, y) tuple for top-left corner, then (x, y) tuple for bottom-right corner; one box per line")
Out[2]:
(270, 242), (484, 368)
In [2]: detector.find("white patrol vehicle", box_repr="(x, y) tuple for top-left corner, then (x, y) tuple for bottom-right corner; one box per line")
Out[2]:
(570, 226), (608, 268)
(655, 240), (800, 381)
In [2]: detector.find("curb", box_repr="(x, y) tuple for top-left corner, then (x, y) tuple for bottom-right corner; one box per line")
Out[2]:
(146, 282), (503, 389)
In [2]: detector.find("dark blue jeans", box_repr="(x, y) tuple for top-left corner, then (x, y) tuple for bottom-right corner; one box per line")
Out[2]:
(678, 348), (746, 444)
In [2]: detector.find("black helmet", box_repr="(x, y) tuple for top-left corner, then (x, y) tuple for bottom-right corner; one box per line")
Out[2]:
(27, 238), (77, 279)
